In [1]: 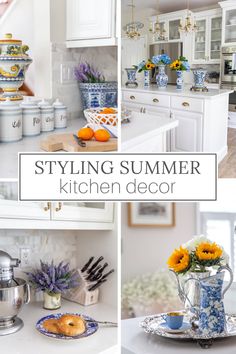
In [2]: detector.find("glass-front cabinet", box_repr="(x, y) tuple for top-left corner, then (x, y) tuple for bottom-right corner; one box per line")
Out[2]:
(193, 9), (222, 64)
(0, 182), (114, 229)
(223, 9), (236, 44)
(169, 19), (181, 41)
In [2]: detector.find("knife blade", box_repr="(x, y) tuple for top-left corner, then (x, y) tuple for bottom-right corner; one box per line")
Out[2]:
(73, 134), (86, 147)
(81, 257), (94, 273)
(87, 256), (104, 274)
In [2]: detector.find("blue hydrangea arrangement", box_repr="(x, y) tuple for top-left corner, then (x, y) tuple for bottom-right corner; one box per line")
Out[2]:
(151, 54), (171, 66)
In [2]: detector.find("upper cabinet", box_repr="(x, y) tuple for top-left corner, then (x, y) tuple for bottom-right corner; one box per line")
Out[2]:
(0, 183), (114, 230)
(220, 0), (236, 46)
(192, 9), (222, 64)
(149, 10), (189, 44)
(66, 0), (117, 48)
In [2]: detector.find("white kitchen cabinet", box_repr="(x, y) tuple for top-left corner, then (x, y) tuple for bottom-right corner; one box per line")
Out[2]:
(193, 9), (222, 64)
(170, 110), (203, 152)
(66, 0), (117, 48)
(219, 1), (236, 46)
(0, 182), (114, 230)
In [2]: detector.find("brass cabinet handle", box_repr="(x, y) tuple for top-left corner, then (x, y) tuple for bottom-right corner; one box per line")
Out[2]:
(55, 202), (62, 212)
(130, 95), (135, 100)
(153, 98), (159, 103)
(143, 108), (146, 113)
(44, 202), (51, 211)
(182, 102), (190, 107)
(140, 107), (143, 113)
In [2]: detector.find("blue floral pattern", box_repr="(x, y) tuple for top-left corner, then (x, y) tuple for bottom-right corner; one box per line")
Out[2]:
(36, 313), (98, 340)
(176, 71), (183, 90)
(79, 82), (117, 109)
(199, 273), (226, 336)
(156, 65), (168, 88)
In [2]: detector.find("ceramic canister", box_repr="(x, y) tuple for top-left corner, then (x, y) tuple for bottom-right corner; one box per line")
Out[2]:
(20, 98), (41, 136)
(0, 98), (22, 142)
(38, 99), (54, 132)
(53, 98), (67, 129)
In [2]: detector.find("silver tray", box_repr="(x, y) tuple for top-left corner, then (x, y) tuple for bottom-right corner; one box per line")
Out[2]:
(140, 314), (236, 348)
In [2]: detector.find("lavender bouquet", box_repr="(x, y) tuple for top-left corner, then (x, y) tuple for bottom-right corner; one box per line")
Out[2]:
(26, 260), (79, 295)
(74, 62), (105, 83)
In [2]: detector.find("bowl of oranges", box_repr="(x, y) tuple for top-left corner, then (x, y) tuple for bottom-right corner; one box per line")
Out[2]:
(84, 107), (118, 127)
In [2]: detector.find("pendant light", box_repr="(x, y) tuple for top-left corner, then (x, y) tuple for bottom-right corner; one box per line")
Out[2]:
(179, 0), (198, 34)
(149, 0), (167, 41)
(123, 0), (144, 40)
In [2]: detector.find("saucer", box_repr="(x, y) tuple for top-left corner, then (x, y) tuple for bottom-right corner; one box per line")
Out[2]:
(159, 322), (191, 334)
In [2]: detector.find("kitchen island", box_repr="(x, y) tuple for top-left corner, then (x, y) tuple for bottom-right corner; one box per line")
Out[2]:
(1, 300), (117, 354)
(122, 316), (236, 354)
(122, 112), (178, 152)
(122, 85), (233, 161)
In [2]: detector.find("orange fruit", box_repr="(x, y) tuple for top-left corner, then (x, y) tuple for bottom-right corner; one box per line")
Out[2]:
(100, 107), (117, 114)
(94, 129), (110, 142)
(77, 127), (94, 140)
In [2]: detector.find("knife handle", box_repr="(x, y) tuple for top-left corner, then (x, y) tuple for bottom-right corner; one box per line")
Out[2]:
(100, 269), (114, 281)
(88, 256), (104, 273)
(81, 257), (94, 273)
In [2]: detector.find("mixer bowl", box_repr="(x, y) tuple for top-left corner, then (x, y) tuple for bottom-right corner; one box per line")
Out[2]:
(0, 278), (30, 324)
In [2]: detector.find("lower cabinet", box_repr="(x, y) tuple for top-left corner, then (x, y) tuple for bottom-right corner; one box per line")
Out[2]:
(170, 110), (203, 152)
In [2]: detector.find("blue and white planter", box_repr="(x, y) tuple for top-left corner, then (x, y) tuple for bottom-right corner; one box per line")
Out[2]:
(176, 70), (184, 90)
(125, 68), (138, 88)
(143, 70), (150, 87)
(79, 82), (118, 109)
(191, 68), (208, 91)
(156, 65), (168, 89)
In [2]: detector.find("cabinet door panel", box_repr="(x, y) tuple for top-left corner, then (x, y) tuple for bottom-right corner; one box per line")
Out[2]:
(193, 19), (207, 62)
(51, 202), (114, 223)
(67, 0), (114, 40)
(210, 17), (222, 62)
(171, 110), (203, 152)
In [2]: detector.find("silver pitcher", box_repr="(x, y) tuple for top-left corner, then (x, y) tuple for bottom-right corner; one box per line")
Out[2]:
(170, 264), (233, 315)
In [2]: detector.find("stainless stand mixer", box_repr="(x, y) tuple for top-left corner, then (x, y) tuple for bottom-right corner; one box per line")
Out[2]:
(0, 250), (30, 335)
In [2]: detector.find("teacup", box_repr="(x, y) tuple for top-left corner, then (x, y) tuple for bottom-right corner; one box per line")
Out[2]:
(161, 311), (184, 330)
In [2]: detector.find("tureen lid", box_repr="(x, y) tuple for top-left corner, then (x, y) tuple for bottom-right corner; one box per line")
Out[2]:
(0, 33), (22, 45)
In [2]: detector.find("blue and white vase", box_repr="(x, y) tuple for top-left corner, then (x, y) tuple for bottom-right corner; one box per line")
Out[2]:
(79, 82), (117, 109)
(176, 70), (184, 90)
(125, 68), (138, 88)
(156, 65), (168, 89)
(198, 273), (226, 336)
(191, 68), (208, 92)
(143, 70), (150, 87)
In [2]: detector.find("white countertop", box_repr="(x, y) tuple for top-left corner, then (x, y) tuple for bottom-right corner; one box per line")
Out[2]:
(123, 85), (233, 99)
(121, 112), (178, 150)
(0, 118), (86, 179)
(1, 300), (117, 354)
(122, 316), (236, 354)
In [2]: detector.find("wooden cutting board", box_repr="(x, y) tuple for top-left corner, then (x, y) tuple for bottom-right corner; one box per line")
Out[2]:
(40, 133), (117, 152)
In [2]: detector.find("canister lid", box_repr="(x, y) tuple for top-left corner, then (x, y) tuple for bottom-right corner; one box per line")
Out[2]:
(0, 98), (21, 111)
(38, 99), (53, 109)
(0, 33), (22, 45)
(53, 98), (66, 109)
(20, 97), (39, 109)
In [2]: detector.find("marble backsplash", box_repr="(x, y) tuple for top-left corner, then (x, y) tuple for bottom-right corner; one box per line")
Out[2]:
(0, 229), (78, 271)
(51, 43), (118, 119)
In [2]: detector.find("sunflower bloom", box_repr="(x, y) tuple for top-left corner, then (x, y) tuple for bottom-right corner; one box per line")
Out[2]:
(196, 242), (223, 261)
(167, 247), (190, 273)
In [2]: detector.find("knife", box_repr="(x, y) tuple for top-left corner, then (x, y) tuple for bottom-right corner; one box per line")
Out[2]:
(81, 257), (94, 273)
(88, 279), (107, 291)
(100, 269), (115, 282)
(73, 134), (86, 147)
(91, 263), (109, 281)
(87, 256), (104, 274)
(86, 265), (102, 281)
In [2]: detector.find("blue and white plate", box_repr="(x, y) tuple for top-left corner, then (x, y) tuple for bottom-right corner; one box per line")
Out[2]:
(36, 313), (98, 340)
(159, 322), (191, 334)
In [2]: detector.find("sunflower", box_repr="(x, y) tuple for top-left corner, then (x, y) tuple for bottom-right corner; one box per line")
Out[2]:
(146, 62), (155, 70)
(196, 242), (223, 261)
(167, 247), (190, 273)
(170, 60), (181, 71)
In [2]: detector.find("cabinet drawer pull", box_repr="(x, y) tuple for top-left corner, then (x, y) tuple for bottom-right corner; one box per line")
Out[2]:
(44, 202), (51, 212)
(130, 95), (136, 100)
(182, 102), (190, 107)
(55, 202), (62, 212)
(153, 98), (159, 103)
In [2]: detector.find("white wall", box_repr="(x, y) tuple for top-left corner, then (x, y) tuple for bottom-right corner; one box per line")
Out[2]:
(121, 202), (197, 283)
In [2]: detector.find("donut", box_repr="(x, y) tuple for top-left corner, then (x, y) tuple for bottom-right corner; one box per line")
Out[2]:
(43, 318), (60, 334)
(58, 314), (86, 337)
